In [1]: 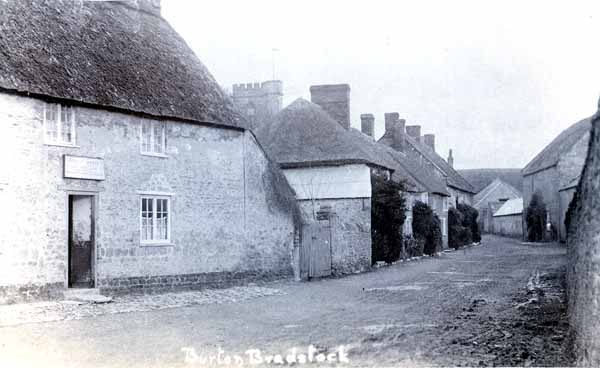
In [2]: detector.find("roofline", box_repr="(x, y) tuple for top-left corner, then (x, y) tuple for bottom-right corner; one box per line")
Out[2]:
(279, 159), (392, 172)
(522, 163), (557, 176)
(447, 182), (477, 194)
(558, 184), (578, 192)
(0, 87), (246, 132)
(493, 212), (523, 217)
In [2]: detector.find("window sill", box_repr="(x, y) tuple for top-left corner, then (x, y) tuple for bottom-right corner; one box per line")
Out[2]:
(44, 142), (80, 148)
(141, 152), (168, 158)
(140, 242), (174, 247)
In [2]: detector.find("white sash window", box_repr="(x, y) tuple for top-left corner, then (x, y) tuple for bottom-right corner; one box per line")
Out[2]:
(141, 120), (166, 156)
(140, 196), (171, 244)
(44, 103), (76, 146)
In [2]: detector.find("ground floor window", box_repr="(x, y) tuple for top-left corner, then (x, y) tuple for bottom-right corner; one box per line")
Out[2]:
(140, 196), (170, 244)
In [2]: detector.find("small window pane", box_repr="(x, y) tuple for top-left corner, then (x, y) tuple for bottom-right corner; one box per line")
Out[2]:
(141, 121), (152, 152)
(153, 122), (164, 153)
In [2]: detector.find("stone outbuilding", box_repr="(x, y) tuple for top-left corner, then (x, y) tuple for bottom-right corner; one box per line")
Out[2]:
(0, 0), (301, 303)
(491, 198), (524, 238)
(473, 178), (522, 233)
(522, 117), (591, 241)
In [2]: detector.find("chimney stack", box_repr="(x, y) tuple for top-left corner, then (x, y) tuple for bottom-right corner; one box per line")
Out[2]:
(384, 113), (405, 152)
(360, 114), (374, 138)
(423, 134), (435, 152)
(406, 125), (421, 141)
(309, 84), (351, 130)
(447, 149), (454, 168)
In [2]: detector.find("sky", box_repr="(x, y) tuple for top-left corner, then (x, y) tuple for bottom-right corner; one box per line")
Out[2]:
(162, 0), (600, 170)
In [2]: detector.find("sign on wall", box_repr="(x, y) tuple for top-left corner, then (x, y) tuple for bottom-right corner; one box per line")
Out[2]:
(64, 155), (105, 180)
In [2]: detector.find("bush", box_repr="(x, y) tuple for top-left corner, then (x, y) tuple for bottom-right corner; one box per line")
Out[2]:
(458, 203), (481, 243)
(525, 191), (547, 242)
(412, 201), (442, 255)
(448, 203), (480, 248)
(371, 176), (407, 264)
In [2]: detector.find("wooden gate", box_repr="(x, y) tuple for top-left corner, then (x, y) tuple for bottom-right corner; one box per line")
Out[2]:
(300, 222), (332, 279)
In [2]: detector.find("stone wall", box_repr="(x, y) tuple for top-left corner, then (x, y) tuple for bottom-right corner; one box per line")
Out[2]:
(0, 93), (297, 303)
(567, 111), (600, 367)
(297, 198), (371, 275)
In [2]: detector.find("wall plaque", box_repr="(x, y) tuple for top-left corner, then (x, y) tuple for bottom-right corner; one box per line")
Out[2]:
(64, 155), (105, 180)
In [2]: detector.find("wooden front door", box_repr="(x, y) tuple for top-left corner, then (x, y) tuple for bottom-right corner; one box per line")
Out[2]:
(301, 223), (332, 279)
(68, 195), (94, 288)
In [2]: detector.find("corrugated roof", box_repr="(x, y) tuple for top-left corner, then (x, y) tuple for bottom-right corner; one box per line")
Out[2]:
(0, 0), (245, 128)
(458, 168), (523, 193)
(493, 198), (524, 217)
(256, 98), (394, 170)
(523, 118), (592, 176)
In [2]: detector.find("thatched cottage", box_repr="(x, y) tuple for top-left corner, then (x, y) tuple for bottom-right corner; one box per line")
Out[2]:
(473, 178), (521, 233)
(257, 90), (396, 275)
(0, 0), (300, 303)
(378, 118), (476, 207)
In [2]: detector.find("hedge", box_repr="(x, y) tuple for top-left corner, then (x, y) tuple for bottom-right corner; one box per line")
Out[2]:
(525, 191), (547, 242)
(371, 176), (407, 264)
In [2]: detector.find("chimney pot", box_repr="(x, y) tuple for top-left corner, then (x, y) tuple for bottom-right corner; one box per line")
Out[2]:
(423, 134), (435, 152)
(360, 114), (375, 138)
(309, 84), (351, 129)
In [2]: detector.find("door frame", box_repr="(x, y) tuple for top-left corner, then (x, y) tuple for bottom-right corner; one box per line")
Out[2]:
(65, 191), (98, 289)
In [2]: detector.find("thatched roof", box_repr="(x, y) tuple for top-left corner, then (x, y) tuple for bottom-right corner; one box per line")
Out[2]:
(458, 168), (523, 193)
(523, 117), (592, 176)
(0, 0), (245, 128)
(379, 131), (476, 194)
(256, 98), (394, 170)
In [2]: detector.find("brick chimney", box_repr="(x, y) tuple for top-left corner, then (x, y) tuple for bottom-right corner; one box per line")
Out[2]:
(406, 125), (421, 141)
(360, 114), (374, 138)
(384, 113), (405, 152)
(447, 149), (454, 168)
(310, 84), (351, 130)
(423, 134), (435, 152)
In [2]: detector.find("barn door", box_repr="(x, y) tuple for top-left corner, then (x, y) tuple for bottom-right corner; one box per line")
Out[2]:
(68, 195), (95, 288)
(301, 223), (332, 279)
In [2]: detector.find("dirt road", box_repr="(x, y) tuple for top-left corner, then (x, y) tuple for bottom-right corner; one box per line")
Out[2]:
(0, 235), (571, 367)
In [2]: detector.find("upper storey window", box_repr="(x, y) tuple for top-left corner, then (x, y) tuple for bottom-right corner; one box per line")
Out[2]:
(141, 120), (166, 156)
(44, 103), (76, 146)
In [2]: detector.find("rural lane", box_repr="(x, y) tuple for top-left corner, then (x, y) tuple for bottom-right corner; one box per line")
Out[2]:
(0, 235), (570, 367)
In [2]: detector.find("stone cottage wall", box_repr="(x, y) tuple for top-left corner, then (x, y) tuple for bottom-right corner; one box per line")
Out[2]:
(0, 93), (296, 303)
(297, 198), (371, 275)
(492, 214), (523, 238)
(567, 111), (600, 367)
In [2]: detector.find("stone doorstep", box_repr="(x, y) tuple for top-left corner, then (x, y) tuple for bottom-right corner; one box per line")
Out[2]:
(62, 288), (113, 304)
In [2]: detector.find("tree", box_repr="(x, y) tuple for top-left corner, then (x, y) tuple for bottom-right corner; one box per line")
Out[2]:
(525, 191), (547, 242)
(371, 176), (407, 263)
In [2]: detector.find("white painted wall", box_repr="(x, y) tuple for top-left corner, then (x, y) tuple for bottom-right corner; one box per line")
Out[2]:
(283, 164), (371, 200)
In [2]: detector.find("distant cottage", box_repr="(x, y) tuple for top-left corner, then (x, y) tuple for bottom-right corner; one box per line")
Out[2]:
(0, 0), (300, 303)
(472, 178), (521, 234)
(522, 117), (591, 241)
